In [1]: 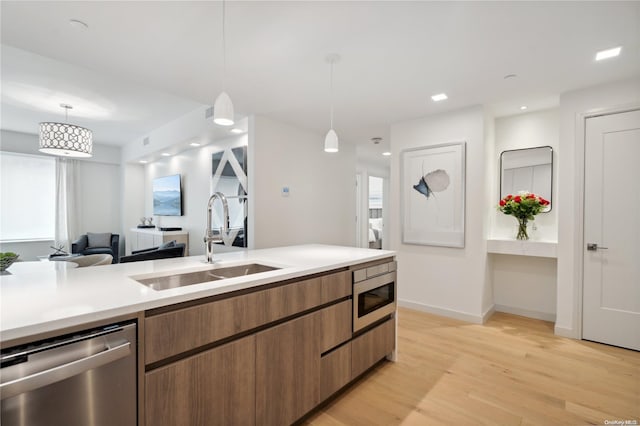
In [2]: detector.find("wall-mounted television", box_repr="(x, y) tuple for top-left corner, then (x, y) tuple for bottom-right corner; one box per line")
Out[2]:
(153, 174), (183, 216)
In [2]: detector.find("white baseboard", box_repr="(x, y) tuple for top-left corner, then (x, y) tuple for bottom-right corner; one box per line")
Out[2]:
(494, 304), (556, 322)
(398, 299), (484, 324)
(481, 304), (495, 324)
(554, 324), (578, 339)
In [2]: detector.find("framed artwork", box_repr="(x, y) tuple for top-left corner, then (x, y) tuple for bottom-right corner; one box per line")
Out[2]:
(401, 142), (466, 247)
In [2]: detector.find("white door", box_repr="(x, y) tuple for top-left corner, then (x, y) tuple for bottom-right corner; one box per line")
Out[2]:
(583, 109), (640, 350)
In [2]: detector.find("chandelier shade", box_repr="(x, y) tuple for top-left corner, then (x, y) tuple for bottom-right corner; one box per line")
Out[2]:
(324, 54), (340, 153)
(324, 128), (339, 153)
(39, 122), (93, 158)
(213, 91), (234, 126)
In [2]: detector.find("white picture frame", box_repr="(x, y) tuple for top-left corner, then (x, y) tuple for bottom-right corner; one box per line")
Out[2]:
(401, 142), (466, 248)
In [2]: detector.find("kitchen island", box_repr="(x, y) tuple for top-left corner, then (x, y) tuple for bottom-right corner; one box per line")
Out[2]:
(1, 244), (397, 426)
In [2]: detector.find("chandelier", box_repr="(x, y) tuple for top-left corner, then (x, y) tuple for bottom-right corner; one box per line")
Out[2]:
(39, 104), (93, 158)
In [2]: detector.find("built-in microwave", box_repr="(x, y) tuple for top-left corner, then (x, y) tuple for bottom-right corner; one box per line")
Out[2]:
(352, 261), (397, 332)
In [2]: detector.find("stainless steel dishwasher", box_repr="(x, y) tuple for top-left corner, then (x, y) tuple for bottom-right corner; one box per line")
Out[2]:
(1, 321), (137, 426)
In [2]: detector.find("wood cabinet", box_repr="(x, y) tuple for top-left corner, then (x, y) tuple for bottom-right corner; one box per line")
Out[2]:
(256, 311), (320, 426)
(320, 300), (352, 353)
(145, 270), (350, 364)
(145, 335), (255, 426)
(320, 343), (351, 401)
(351, 318), (395, 379)
(142, 266), (395, 426)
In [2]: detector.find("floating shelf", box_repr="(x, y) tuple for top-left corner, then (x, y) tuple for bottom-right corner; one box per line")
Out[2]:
(486, 238), (557, 258)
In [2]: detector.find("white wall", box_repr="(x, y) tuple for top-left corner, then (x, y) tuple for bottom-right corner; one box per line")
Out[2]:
(121, 164), (145, 255)
(139, 134), (247, 256)
(390, 106), (492, 323)
(0, 130), (122, 260)
(250, 115), (356, 249)
(492, 255), (557, 321)
(556, 77), (640, 337)
(76, 161), (121, 235)
(489, 109), (559, 320)
(491, 109), (559, 241)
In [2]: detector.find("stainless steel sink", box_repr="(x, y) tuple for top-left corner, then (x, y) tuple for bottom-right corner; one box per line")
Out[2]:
(135, 263), (280, 291)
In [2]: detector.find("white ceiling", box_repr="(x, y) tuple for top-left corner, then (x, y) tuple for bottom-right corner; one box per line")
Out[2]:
(1, 1), (639, 158)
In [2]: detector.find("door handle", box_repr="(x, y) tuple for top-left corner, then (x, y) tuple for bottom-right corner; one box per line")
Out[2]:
(587, 243), (609, 251)
(0, 341), (130, 400)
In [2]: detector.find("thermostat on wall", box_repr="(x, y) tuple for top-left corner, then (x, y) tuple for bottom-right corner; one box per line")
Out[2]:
(281, 186), (290, 197)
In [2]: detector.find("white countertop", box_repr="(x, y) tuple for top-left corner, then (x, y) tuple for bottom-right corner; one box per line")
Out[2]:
(0, 245), (394, 344)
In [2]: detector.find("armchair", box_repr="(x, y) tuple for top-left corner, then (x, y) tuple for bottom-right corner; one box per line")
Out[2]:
(119, 243), (186, 263)
(72, 233), (120, 264)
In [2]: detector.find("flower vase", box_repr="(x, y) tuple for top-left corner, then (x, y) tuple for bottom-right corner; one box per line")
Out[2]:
(516, 217), (529, 240)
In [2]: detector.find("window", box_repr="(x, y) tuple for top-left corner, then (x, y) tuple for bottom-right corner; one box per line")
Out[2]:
(0, 152), (56, 241)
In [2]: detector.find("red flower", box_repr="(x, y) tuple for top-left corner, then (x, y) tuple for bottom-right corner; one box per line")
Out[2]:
(499, 199), (506, 206)
(506, 194), (513, 200)
(514, 196), (521, 203)
(527, 194), (535, 199)
(541, 199), (549, 205)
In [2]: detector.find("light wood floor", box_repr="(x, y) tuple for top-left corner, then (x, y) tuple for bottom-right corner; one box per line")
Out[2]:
(304, 308), (640, 426)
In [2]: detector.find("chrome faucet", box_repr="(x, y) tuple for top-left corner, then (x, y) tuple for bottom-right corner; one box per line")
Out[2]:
(204, 192), (230, 264)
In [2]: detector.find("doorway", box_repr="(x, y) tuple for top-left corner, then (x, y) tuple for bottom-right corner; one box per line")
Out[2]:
(582, 109), (640, 350)
(368, 176), (384, 249)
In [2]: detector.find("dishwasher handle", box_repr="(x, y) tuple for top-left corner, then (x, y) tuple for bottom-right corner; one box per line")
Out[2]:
(0, 341), (131, 400)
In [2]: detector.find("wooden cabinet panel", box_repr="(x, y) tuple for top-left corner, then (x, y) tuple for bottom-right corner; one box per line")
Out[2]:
(256, 311), (320, 426)
(320, 270), (351, 303)
(145, 291), (265, 364)
(145, 335), (255, 426)
(320, 300), (352, 353)
(320, 343), (351, 401)
(351, 318), (395, 379)
(145, 271), (347, 364)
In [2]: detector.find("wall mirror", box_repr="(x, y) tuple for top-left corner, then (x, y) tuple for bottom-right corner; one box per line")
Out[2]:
(500, 146), (553, 212)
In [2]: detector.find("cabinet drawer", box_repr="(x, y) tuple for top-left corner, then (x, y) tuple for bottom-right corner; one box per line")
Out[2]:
(320, 343), (351, 401)
(320, 300), (352, 353)
(351, 318), (395, 379)
(145, 270), (350, 364)
(320, 271), (351, 302)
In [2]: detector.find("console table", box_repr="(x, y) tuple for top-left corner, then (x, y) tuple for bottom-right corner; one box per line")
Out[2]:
(130, 228), (189, 255)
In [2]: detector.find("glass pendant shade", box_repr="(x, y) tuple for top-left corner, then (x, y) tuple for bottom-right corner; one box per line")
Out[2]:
(324, 128), (339, 153)
(213, 91), (234, 126)
(38, 122), (93, 158)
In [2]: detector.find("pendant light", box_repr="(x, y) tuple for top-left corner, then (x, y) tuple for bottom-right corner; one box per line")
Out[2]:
(213, 0), (234, 126)
(324, 54), (340, 153)
(39, 104), (93, 158)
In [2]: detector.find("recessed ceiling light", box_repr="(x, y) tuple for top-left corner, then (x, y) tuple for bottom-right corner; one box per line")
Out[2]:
(431, 93), (448, 102)
(190, 142), (201, 147)
(69, 19), (89, 30)
(595, 46), (621, 61)
(139, 160), (148, 164)
(520, 106), (528, 111)
(161, 153), (171, 157)
(382, 152), (391, 157)
(230, 128), (244, 134)
(504, 74), (518, 80)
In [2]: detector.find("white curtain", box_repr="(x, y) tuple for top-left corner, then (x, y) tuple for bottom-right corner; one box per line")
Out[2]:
(55, 158), (80, 253)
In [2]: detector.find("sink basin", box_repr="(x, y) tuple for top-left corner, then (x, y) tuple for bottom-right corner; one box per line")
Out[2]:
(135, 263), (280, 291)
